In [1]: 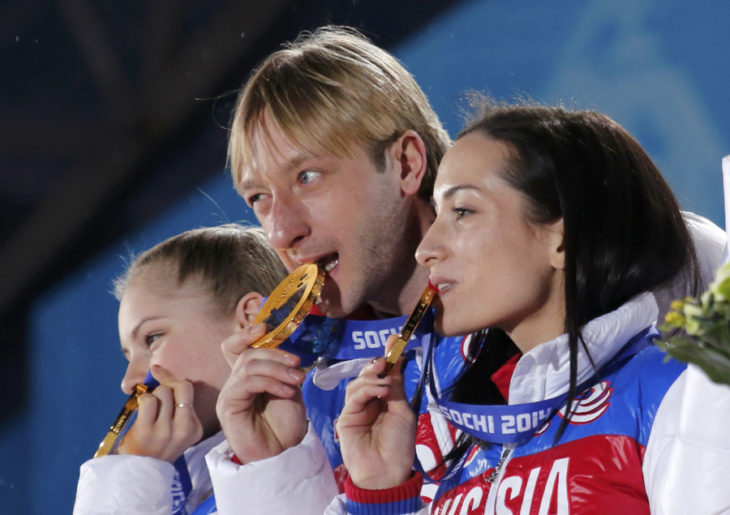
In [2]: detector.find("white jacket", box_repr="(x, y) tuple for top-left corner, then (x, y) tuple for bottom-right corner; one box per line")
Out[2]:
(73, 432), (225, 515)
(205, 423), (337, 514)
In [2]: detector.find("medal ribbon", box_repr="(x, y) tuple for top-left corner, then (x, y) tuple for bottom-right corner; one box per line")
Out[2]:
(190, 494), (217, 514)
(280, 310), (434, 366)
(425, 327), (656, 446)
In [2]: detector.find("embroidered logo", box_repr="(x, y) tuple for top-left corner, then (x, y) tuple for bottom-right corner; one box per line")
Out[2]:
(171, 471), (186, 514)
(460, 334), (478, 364)
(558, 380), (612, 424)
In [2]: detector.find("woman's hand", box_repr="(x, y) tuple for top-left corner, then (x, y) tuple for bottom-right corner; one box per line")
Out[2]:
(216, 323), (308, 463)
(117, 365), (202, 463)
(336, 334), (416, 489)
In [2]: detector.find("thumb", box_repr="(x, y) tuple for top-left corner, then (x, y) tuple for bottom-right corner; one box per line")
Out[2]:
(149, 363), (179, 385)
(384, 333), (399, 354)
(221, 322), (268, 367)
(383, 333), (407, 377)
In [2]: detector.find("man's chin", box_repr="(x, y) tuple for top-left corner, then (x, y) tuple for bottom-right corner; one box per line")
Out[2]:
(314, 279), (352, 318)
(314, 297), (349, 319)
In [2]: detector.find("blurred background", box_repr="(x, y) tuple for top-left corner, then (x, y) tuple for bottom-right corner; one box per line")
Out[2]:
(2, 0), (729, 511)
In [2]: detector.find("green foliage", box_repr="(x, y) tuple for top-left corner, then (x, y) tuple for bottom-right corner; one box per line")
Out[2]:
(658, 262), (730, 385)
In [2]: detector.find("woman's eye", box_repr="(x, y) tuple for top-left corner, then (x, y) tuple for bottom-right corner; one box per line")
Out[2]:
(453, 207), (472, 220)
(145, 333), (162, 346)
(298, 170), (320, 185)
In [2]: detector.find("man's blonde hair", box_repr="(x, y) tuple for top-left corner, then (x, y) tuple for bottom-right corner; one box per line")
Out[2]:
(228, 25), (451, 201)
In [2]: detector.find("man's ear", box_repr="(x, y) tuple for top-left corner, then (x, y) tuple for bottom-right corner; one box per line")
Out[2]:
(545, 218), (565, 271)
(234, 291), (265, 328)
(387, 129), (428, 196)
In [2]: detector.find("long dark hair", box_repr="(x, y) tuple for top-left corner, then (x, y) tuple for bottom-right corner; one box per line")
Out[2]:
(447, 99), (699, 450)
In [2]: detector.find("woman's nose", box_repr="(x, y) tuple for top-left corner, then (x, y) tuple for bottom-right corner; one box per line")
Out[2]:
(120, 355), (148, 395)
(416, 226), (446, 266)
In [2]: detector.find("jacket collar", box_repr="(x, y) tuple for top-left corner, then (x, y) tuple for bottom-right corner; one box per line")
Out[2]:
(509, 292), (658, 404)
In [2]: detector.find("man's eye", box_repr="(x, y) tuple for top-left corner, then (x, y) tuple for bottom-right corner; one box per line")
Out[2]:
(247, 193), (265, 206)
(298, 170), (320, 185)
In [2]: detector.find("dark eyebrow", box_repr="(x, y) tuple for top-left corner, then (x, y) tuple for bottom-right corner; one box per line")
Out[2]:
(440, 183), (481, 201)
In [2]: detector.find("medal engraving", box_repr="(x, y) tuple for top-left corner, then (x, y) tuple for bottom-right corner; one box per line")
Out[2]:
(384, 282), (438, 372)
(93, 382), (150, 458)
(252, 263), (325, 349)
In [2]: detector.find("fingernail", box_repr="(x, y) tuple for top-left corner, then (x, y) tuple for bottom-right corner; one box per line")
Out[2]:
(282, 384), (296, 395)
(281, 353), (298, 366)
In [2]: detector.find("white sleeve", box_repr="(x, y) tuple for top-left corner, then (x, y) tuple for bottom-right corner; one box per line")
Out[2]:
(643, 364), (730, 514)
(206, 423), (338, 515)
(323, 493), (348, 515)
(683, 211), (726, 289)
(653, 212), (726, 322)
(72, 455), (175, 515)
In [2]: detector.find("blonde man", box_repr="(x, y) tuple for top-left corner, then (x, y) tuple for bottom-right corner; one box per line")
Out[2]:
(208, 26), (466, 512)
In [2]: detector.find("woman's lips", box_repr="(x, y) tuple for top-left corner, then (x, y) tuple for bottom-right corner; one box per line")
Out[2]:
(430, 276), (454, 294)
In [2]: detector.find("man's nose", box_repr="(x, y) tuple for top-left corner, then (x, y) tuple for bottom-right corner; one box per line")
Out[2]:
(265, 196), (311, 250)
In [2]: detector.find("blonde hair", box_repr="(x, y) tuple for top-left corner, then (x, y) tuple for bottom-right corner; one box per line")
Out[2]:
(228, 25), (451, 201)
(114, 224), (287, 316)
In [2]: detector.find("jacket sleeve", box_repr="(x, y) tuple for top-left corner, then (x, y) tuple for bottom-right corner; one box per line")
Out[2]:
(205, 422), (338, 515)
(643, 364), (730, 514)
(323, 472), (428, 515)
(73, 455), (175, 515)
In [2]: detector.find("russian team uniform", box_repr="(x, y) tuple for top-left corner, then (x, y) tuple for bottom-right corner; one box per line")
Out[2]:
(303, 331), (467, 489)
(340, 293), (730, 514)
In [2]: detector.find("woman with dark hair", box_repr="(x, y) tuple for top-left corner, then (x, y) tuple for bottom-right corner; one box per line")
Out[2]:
(333, 102), (730, 514)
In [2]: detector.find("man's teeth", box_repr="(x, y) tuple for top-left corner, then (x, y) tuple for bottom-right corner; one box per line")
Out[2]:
(317, 256), (338, 272)
(437, 283), (449, 291)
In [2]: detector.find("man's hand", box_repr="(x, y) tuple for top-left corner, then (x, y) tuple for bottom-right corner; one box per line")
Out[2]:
(216, 323), (308, 463)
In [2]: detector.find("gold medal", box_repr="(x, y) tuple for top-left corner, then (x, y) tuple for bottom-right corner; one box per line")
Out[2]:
(384, 282), (438, 372)
(252, 263), (325, 348)
(93, 382), (151, 457)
